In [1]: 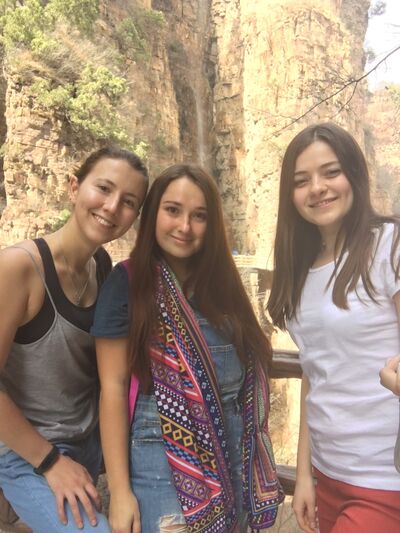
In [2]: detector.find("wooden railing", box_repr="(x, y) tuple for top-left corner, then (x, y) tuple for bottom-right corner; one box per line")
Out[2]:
(271, 349), (302, 496)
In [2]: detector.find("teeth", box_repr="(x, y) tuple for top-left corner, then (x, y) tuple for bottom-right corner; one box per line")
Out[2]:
(313, 199), (334, 207)
(94, 214), (113, 227)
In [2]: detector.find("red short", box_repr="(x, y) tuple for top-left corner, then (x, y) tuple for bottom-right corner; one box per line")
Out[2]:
(315, 468), (400, 533)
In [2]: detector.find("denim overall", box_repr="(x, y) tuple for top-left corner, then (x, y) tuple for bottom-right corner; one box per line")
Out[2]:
(129, 310), (247, 532)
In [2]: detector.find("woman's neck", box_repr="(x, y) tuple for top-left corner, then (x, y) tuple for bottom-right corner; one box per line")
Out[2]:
(313, 229), (345, 267)
(47, 223), (97, 271)
(162, 256), (191, 288)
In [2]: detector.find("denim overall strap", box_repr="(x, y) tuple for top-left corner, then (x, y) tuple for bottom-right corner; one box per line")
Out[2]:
(151, 261), (237, 532)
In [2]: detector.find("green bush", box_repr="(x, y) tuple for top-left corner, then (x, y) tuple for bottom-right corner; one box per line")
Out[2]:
(1, 0), (51, 49)
(46, 0), (99, 35)
(115, 8), (165, 62)
(67, 65), (128, 143)
(0, 1), (160, 147)
(0, 0), (98, 47)
(52, 208), (71, 231)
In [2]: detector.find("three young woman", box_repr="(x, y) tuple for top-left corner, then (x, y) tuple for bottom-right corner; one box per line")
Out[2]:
(0, 147), (148, 532)
(268, 123), (400, 532)
(92, 164), (283, 533)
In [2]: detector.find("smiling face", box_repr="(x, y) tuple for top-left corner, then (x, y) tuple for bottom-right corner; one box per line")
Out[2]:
(155, 176), (207, 281)
(292, 141), (353, 241)
(69, 157), (147, 245)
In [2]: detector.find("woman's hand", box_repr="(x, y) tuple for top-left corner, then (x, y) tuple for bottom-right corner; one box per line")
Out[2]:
(44, 454), (101, 529)
(292, 474), (318, 533)
(108, 491), (141, 533)
(379, 355), (400, 395)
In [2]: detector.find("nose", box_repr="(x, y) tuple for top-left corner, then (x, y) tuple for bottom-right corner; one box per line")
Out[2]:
(103, 193), (120, 214)
(178, 214), (191, 233)
(309, 175), (326, 195)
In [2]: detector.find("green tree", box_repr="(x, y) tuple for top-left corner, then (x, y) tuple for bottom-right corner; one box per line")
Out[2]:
(0, 1), (164, 146)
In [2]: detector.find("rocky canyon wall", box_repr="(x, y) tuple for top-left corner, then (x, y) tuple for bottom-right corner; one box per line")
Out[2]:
(366, 85), (400, 215)
(0, 0), (182, 258)
(211, 0), (371, 263)
(0, 0), (373, 260)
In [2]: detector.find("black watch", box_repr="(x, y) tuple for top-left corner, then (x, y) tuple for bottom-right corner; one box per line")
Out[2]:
(33, 446), (60, 476)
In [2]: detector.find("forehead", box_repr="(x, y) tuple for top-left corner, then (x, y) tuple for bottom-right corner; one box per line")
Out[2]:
(295, 141), (339, 171)
(83, 157), (147, 201)
(161, 177), (206, 206)
(86, 157), (135, 176)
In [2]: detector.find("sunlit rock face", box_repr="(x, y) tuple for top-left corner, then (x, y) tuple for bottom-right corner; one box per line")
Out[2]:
(366, 86), (400, 216)
(211, 0), (370, 261)
(0, 0), (182, 255)
(0, 0), (371, 258)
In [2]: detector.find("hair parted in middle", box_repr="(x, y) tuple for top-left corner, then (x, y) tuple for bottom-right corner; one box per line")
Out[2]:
(267, 122), (400, 330)
(74, 145), (149, 185)
(128, 163), (272, 388)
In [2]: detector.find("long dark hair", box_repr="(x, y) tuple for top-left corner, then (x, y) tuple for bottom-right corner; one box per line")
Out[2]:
(268, 122), (400, 330)
(128, 163), (271, 388)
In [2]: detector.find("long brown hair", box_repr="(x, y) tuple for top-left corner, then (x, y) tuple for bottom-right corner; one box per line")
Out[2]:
(128, 164), (271, 388)
(268, 122), (400, 330)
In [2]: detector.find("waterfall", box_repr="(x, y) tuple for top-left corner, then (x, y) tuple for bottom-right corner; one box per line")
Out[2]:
(193, 0), (210, 169)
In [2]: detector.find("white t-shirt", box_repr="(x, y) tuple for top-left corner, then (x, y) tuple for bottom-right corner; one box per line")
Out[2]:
(288, 223), (400, 490)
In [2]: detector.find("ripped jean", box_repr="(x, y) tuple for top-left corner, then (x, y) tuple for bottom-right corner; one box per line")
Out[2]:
(129, 311), (248, 532)
(129, 395), (247, 532)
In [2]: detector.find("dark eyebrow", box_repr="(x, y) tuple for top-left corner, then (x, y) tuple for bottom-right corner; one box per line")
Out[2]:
(294, 160), (340, 177)
(161, 200), (207, 210)
(97, 178), (138, 198)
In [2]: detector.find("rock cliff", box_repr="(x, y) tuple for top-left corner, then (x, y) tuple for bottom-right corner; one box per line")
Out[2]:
(0, 0), (372, 260)
(366, 85), (400, 215)
(211, 0), (370, 261)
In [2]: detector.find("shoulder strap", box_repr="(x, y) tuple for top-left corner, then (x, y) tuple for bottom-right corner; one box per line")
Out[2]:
(10, 243), (57, 311)
(121, 259), (130, 278)
(120, 259), (138, 421)
(94, 247), (112, 286)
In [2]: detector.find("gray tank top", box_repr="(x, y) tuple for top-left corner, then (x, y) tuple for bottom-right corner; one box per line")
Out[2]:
(0, 246), (99, 454)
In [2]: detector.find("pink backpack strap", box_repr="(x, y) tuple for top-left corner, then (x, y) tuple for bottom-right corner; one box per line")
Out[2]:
(121, 260), (139, 422)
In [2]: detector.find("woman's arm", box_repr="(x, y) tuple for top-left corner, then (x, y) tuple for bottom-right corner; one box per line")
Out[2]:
(0, 248), (101, 529)
(379, 292), (400, 395)
(292, 375), (317, 533)
(96, 337), (141, 533)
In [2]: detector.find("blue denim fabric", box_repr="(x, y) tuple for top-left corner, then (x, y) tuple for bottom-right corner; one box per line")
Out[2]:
(130, 312), (248, 532)
(0, 429), (110, 533)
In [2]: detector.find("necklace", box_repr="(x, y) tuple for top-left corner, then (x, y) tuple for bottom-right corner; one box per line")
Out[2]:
(60, 249), (92, 306)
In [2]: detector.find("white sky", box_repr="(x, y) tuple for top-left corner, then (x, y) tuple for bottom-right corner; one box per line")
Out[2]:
(365, 0), (400, 90)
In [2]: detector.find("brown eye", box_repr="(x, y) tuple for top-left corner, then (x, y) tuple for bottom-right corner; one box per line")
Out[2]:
(165, 206), (179, 215)
(124, 198), (136, 209)
(192, 211), (207, 222)
(294, 179), (308, 188)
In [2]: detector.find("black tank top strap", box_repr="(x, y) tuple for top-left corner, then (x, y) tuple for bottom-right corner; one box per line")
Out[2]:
(14, 239), (112, 344)
(34, 238), (61, 308)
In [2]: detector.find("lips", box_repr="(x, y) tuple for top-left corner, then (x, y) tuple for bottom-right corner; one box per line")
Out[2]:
(93, 213), (115, 227)
(309, 197), (337, 208)
(171, 235), (192, 244)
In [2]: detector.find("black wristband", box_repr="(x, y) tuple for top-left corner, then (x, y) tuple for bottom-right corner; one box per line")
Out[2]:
(33, 446), (60, 476)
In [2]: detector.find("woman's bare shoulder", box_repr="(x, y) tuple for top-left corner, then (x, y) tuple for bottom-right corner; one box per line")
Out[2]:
(0, 240), (42, 280)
